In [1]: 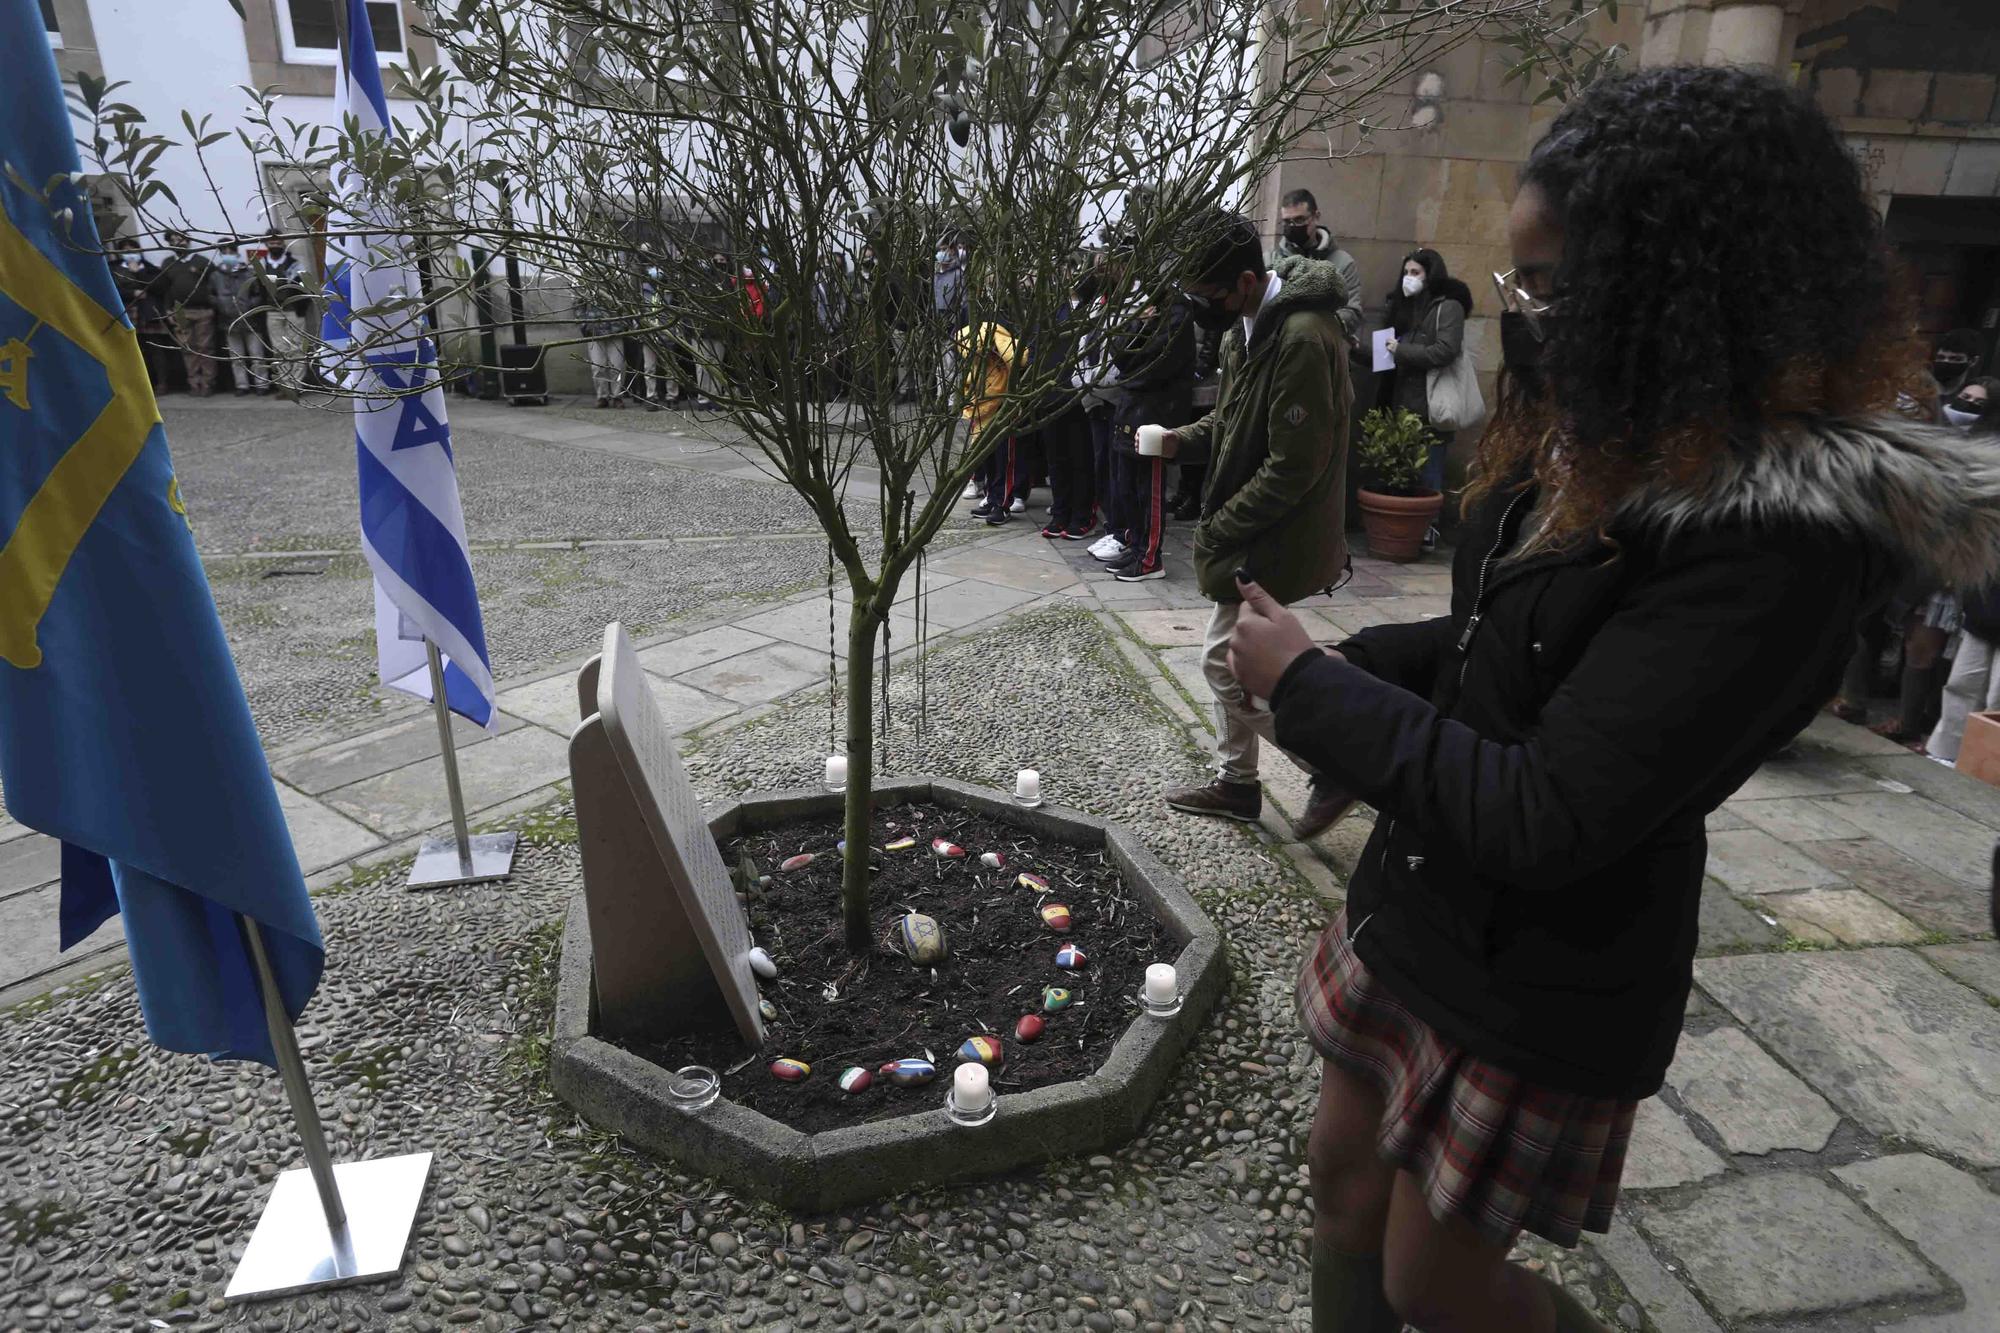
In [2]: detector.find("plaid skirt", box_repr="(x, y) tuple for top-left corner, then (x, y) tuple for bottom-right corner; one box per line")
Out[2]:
(1296, 910), (1637, 1247)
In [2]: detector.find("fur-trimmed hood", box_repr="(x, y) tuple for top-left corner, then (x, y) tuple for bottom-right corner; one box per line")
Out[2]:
(1619, 414), (2000, 589)
(1244, 254), (1349, 353)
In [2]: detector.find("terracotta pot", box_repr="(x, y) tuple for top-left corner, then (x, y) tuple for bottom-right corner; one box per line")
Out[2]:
(1955, 711), (2000, 788)
(1356, 488), (1443, 562)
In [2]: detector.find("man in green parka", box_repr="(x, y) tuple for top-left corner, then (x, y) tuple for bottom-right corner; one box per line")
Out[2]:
(1159, 212), (1355, 839)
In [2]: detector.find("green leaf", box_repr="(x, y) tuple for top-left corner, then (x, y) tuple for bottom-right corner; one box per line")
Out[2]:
(75, 70), (106, 113)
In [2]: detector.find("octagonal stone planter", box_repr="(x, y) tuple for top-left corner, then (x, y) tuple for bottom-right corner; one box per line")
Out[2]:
(549, 776), (1226, 1212)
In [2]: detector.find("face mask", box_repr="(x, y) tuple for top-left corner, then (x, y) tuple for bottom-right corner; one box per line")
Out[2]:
(1185, 291), (1236, 333)
(1499, 310), (1551, 394)
(1944, 403), (1983, 428)
(1283, 224), (1311, 250)
(1933, 357), (1972, 386)
(121, 255), (141, 268)
(936, 250), (952, 266)
(1401, 274), (1425, 299)
(860, 256), (875, 269)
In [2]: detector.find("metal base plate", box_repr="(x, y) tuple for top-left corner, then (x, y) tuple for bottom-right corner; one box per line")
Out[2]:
(406, 831), (517, 889)
(225, 1152), (433, 1302)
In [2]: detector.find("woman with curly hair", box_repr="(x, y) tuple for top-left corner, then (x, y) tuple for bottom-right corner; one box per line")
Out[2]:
(1224, 66), (2000, 1332)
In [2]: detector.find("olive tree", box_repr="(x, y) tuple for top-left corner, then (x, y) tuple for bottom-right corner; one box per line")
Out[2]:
(77, 0), (1616, 959)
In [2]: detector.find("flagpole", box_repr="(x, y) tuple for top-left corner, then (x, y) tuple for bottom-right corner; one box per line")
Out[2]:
(240, 917), (346, 1235)
(226, 916), (433, 1302)
(427, 639), (473, 873)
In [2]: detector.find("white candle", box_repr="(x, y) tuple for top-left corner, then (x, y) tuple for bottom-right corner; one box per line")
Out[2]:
(825, 754), (847, 790)
(953, 1062), (991, 1113)
(1146, 963), (1178, 1006)
(1015, 769), (1041, 803)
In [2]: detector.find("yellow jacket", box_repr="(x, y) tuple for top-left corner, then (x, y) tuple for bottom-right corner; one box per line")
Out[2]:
(958, 321), (1016, 439)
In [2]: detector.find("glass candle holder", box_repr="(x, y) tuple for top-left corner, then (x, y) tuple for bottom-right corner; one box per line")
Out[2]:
(1013, 769), (1042, 808)
(666, 1065), (720, 1111)
(825, 754), (848, 793)
(1139, 963), (1183, 1018)
(945, 1063), (998, 1126)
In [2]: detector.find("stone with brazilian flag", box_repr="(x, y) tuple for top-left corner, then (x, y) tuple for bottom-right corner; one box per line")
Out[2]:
(0, 0), (322, 1064)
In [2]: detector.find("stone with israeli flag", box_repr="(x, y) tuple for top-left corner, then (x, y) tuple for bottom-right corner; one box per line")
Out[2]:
(323, 0), (515, 887)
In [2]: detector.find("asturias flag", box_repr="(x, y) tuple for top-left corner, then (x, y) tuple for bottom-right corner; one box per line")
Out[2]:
(0, 0), (322, 1064)
(322, 0), (496, 726)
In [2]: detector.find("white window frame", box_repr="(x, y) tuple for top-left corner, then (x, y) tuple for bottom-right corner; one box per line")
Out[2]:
(275, 0), (408, 67)
(42, 0), (63, 47)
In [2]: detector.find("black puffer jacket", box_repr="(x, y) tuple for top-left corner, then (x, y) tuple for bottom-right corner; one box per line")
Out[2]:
(1270, 415), (2000, 1098)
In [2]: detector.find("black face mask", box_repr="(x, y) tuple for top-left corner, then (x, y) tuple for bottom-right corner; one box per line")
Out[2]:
(1283, 225), (1312, 251)
(1499, 310), (1552, 393)
(1185, 291), (1236, 333)
(1933, 357), (1973, 387)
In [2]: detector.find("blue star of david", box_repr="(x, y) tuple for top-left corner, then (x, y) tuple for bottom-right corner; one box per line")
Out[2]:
(366, 341), (453, 459)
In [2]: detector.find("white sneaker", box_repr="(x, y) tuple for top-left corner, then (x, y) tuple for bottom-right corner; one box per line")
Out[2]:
(1009, 497), (1025, 514)
(1094, 539), (1131, 563)
(962, 482), (981, 499)
(1087, 535), (1119, 558)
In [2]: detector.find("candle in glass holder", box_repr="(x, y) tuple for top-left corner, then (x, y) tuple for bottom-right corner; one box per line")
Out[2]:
(1146, 963), (1178, 1006)
(825, 754), (848, 791)
(1015, 769), (1041, 804)
(953, 1062), (992, 1114)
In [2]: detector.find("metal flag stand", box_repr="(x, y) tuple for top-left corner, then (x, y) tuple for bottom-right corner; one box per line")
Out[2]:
(225, 917), (432, 1301)
(407, 639), (517, 888)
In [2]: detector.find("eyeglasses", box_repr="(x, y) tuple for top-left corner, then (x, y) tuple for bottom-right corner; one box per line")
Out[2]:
(1493, 269), (1557, 337)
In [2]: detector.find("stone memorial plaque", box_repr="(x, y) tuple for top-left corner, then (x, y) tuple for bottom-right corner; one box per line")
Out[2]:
(569, 623), (763, 1046)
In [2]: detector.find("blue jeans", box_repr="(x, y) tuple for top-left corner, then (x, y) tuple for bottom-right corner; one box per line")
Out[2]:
(1421, 433), (1453, 493)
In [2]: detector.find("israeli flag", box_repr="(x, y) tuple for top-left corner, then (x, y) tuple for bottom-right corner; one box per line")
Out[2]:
(325, 0), (494, 726)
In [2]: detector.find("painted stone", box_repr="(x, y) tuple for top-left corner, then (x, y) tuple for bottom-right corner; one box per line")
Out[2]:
(932, 838), (966, 859)
(1055, 944), (1087, 969)
(1042, 986), (1073, 1011)
(1017, 872), (1050, 892)
(1040, 902), (1073, 932)
(780, 853), (816, 872)
(885, 836), (918, 852)
(877, 1058), (937, 1086)
(758, 998), (778, 1022)
(838, 1067), (874, 1094)
(957, 1035), (1004, 1066)
(1014, 1014), (1046, 1043)
(900, 912), (947, 965)
(980, 851), (1006, 869)
(770, 1057), (811, 1082)
(747, 946), (778, 979)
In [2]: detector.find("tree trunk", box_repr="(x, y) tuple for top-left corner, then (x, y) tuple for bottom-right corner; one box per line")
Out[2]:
(839, 596), (883, 954)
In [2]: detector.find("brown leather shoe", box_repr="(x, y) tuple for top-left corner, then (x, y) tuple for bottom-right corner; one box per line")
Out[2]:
(1164, 779), (1262, 822)
(1292, 778), (1357, 842)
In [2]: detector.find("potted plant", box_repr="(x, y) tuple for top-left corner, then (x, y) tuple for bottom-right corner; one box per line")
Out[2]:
(1355, 407), (1443, 562)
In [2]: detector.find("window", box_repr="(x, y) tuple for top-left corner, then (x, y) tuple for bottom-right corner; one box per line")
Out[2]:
(41, 0), (62, 46)
(276, 0), (406, 66)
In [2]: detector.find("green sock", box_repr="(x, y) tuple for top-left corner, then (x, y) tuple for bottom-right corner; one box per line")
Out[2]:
(1546, 1278), (1612, 1333)
(1311, 1239), (1401, 1333)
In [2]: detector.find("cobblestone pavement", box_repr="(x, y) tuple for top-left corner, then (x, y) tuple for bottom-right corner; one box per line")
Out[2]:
(2, 394), (1997, 1331)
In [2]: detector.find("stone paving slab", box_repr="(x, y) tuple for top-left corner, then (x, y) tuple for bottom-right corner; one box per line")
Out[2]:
(1921, 942), (2000, 1002)
(1798, 712), (1915, 759)
(928, 549), (1086, 596)
(1586, 1214), (1724, 1333)
(1117, 608), (1216, 648)
(1695, 949), (2000, 1166)
(273, 781), (384, 875)
(1764, 887), (1927, 946)
(1858, 751), (2000, 834)
(321, 725), (572, 837)
(498, 666), (743, 738)
(1833, 1153), (2000, 1333)
(0, 882), (124, 989)
(632, 624), (777, 677)
(0, 833), (59, 895)
(676, 640), (844, 708)
(1814, 790), (1994, 888)
(908, 577), (1047, 630)
(1730, 797), (1866, 843)
(1730, 755), (1886, 801)
(1667, 1026), (1839, 1155)
(1703, 828), (1846, 894)
(1697, 881), (1783, 954)
(1622, 1098), (1727, 1191)
(1798, 837), (1992, 937)
(1639, 1171), (1942, 1321)
(734, 596), (919, 659)
(270, 708), (526, 795)
(1157, 645), (1211, 710)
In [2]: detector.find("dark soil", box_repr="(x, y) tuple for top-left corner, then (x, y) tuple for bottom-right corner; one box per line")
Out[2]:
(621, 802), (1174, 1132)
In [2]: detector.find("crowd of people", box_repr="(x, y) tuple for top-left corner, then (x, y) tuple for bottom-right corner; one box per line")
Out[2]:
(109, 230), (310, 399)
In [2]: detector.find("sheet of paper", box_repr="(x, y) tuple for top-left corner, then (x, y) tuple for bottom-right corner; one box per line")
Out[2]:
(1371, 327), (1396, 373)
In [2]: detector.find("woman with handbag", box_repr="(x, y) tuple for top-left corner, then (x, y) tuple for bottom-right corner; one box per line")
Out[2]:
(1382, 248), (1475, 490)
